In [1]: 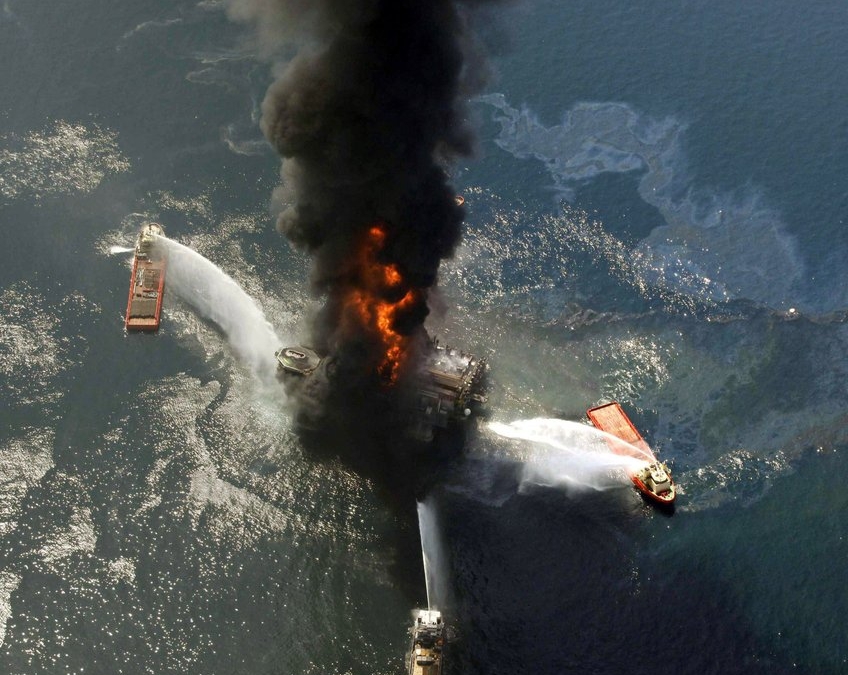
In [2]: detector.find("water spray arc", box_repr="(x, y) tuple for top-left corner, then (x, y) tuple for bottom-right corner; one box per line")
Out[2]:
(489, 418), (651, 493)
(417, 499), (449, 612)
(489, 404), (677, 506)
(157, 237), (284, 378)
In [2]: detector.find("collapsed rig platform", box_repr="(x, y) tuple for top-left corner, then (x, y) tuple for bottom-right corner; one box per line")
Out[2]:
(275, 338), (488, 441)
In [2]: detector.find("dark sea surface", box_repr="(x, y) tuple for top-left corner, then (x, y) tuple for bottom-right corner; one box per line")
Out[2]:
(1, 1), (847, 674)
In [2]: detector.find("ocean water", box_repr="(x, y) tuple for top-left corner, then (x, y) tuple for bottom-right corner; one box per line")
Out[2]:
(1, 1), (847, 674)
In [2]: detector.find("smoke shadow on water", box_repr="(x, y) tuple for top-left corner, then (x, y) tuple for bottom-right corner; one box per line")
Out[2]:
(290, 392), (480, 606)
(439, 454), (798, 675)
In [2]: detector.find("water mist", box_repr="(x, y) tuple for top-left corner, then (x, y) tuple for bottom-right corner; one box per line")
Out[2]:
(156, 237), (284, 378)
(417, 498), (450, 612)
(489, 418), (652, 494)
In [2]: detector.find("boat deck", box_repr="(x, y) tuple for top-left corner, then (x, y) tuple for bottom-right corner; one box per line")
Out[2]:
(587, 401), (653, 457)
(125, 246), (166, 331)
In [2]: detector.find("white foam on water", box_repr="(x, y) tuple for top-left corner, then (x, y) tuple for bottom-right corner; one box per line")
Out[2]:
(489, 418), (650, 494)
(0, 121), (131, 202)
(417, 499), (450, 612)
(120, 17), (183, 41)
(156, 236), (284, 379)
(0, 571), (22, 648)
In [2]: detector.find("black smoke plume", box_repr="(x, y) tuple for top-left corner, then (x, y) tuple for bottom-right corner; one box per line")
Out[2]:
(227, 0), (505, 429)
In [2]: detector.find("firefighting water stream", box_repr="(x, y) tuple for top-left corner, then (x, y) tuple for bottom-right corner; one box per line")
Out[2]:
(155, 236), (283, 378)
(488, 419), (653, 493)
(417, 499), (449, 612)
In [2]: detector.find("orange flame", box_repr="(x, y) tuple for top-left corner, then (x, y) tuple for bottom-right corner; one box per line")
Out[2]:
(341, 223), (419, 384)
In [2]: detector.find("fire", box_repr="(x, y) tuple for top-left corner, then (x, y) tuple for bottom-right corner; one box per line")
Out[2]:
(341, 223), (419, 384)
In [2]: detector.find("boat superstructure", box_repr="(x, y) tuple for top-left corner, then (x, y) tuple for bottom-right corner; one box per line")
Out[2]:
(407, 610), (444, 675)
(631, 461), (675, 505)
(125, 223), (167, 332)
(587, 401), (676, 506)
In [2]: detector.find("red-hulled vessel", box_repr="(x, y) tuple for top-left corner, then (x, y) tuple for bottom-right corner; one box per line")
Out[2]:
(587, 401), (676, 506)
(125, 223), (166, 332)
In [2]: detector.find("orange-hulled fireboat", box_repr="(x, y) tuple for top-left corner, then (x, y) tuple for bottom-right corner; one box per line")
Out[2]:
(587, 401), (676, 507)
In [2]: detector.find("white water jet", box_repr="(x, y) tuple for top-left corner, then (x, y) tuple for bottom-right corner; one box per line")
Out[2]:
(155, 236), (283, 378)
(489, 418), (651, 494)
(109, 245), (134, 255)
(417, 499), (449, 612)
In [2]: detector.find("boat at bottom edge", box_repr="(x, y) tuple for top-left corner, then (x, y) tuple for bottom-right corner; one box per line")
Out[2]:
(407, 609), (445, 675)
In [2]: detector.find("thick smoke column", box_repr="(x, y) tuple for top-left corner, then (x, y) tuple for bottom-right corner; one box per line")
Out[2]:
(226, 0), (505, 381)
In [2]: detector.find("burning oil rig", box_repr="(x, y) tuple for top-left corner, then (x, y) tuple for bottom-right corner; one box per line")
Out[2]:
(275, 220), (487, 442)
(275, 336), (488, 442)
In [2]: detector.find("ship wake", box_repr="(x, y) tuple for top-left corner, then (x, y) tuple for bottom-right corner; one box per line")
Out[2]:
(488, 419), (651, 494)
